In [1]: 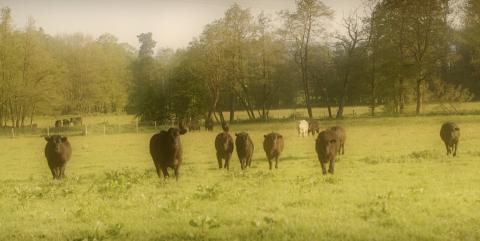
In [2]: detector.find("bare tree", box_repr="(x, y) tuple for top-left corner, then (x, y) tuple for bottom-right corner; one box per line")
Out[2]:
(281, 0), (332, 119)
(336, 11), (363, 119)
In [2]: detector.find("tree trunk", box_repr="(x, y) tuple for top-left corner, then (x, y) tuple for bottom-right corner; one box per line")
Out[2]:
(370, 54), (376, 117)
(229, 94), (235, 123)
(415, 79), (423, 115)
(398, 77), (405, 114)
(336, 70), (350, 120)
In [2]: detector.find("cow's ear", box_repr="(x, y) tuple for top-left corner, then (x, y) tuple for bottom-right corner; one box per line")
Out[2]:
(278, 134), (283, 138)
(61, 136), (68, 142)
(264, 135), (267, 138)
(235, 133), (239, 137)
(179, 129), (187, 135)
(455, 127), (460, 131)
(44, 136), (51, 142)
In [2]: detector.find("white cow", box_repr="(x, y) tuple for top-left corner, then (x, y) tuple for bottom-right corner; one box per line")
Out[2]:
(297, 120), (309, 137)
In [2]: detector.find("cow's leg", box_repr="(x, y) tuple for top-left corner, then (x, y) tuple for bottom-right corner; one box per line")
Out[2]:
(445, 143), (450, 155)
(224, 153), (231, 170)
(453, 142), (458, 157)
(48, 165), (55, 179)
(51, 166), (58, 179)
(268, 157), (272, 170)
(328, 159), (335, 174)
(275, 156), (279, 169)
(216, 152), (223, 169)
(161, 166), (169, 179)
(153, 160), (162, 177)
(60, 164), (66, 179)
(341, 144), (345, 155)
(248, 157), (252, 167)
(318, 155), (327, 175)
(174, 165), (180, 180)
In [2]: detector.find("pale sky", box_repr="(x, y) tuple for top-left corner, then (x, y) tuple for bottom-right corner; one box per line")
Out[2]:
(1, 0), (362, 49)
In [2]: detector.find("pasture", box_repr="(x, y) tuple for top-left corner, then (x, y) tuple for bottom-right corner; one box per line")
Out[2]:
(1, 114), (480, 241)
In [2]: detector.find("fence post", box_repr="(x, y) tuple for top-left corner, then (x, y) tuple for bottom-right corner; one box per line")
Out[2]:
(154, 121), (157, 130)
(84, 124), (88, 136)
(11, 127), (14, 138)
(103, 123), (106, 136)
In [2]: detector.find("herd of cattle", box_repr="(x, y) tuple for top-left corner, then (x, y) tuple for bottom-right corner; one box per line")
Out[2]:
(54, 117), (83, 128)
(43, 120), (461, 180)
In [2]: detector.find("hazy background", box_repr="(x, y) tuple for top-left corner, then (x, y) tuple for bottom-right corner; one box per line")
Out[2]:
(2, 0), (361, 49)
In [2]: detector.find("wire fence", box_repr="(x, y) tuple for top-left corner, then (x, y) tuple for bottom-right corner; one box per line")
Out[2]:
(0, 121), (171, 139)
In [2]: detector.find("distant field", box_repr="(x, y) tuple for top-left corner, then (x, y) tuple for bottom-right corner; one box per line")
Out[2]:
(1, 114), (480, 240)
(22, 102), (480, 130)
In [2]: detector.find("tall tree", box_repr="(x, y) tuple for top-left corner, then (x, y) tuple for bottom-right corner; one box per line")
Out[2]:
(336, 12), (363, 119)
(281, 0), (332, 119)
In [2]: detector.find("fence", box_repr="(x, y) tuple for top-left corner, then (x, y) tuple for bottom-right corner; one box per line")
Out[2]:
(0, 121), (171, 138)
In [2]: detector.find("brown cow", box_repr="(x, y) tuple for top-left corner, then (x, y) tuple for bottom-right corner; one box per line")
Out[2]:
(308, 120), (320, 136)
(263, 132), (284, 170)
(315, 130), (338, 175)
(235, 132), (254, 170)
(215, 124), (234, 170)
(54, 120), (62, 128)
(329, 126), (346, 155)
(440, 122), (460, 156)
(44, 135), (72, 179)
(205, 118), (214, 131)
(149, 123), (187, 179)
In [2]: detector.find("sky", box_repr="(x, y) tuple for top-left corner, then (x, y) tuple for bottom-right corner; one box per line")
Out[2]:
(1, 0), (362, 49)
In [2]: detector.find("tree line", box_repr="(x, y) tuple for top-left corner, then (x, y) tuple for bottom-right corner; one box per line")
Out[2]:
(1, 0), (480, 127)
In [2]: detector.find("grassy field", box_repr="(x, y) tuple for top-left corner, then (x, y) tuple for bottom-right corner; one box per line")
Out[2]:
(1, 114), (480, 241)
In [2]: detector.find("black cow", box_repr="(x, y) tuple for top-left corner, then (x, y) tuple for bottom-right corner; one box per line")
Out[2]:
(235, 132), (254, 170)
(63, 119), (71, 127)
(149, 123), (188, 179)
(44, 135), (72, 179)
(205, 118), (214, 131)
(215, 124), (234, 170)
(54, 120), (62, 128)
(440, 122), (460, 156)
(188, 119), (201, 132)
(263, 132), (284, 170)
(71, 117), (83, 126)
(315, 130), (338, 175)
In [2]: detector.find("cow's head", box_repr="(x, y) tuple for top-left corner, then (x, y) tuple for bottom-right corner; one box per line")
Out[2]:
(264, 133), (282, 144)
(45, 135), (68, 153)
(235, 132), (249, 143)
(317, 131), (337, 153)
(222, 122), (229, 132)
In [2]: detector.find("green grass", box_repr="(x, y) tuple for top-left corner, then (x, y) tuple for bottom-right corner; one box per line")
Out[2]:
(1, 114), (480, 240)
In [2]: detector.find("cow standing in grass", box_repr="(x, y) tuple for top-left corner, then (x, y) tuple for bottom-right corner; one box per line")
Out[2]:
(55, 120), (62, 128)
(71, 117), (83, 126)
(188, 119), (201, 131)
(205, 118), (214, 131)
(63, 119), (71, 128)
(235, 132), (254, 170)
(329, 126), (346, 155)
(297, 120), (308, 137)
(149, 123), (188, 179)
(215, 124), (234, 170)
(308, 120), (320, 136)
(44, 135), (72, 179)
(440, 122), (460, 156)
(315, 130), (338, 175)
(263, 132), (284, 170)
